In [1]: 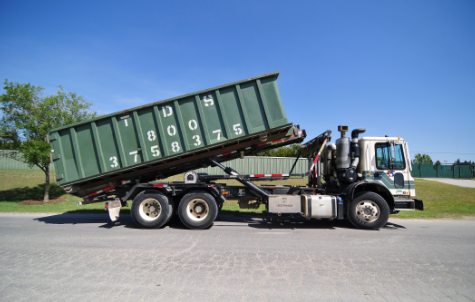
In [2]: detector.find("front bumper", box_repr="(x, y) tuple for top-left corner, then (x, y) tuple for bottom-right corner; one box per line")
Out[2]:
(394, 198), (424, 211)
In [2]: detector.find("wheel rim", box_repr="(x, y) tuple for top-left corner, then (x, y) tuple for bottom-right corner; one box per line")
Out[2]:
(139, 198), (162, 221)
(355, 200), (380, 223)
(186, 198), (209, 222)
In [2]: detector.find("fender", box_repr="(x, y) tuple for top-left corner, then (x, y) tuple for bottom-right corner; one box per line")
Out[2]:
(344, 181), (395, 212)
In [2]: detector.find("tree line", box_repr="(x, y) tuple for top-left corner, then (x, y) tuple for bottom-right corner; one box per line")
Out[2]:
(412, 153), (474, 166)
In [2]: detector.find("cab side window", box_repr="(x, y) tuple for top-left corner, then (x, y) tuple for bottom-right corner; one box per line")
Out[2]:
(375, 143), (406, 170)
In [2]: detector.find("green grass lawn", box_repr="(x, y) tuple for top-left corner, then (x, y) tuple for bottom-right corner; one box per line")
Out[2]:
(0, 169), (46, 191)
(0, 194), (106, 213)
(1, 169), (474, 218)
(397, 179), (475, 218)
(0, 169), (104, 213)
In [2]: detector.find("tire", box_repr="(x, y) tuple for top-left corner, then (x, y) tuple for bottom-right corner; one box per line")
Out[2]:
(347, 192), (389, 230)
(178, 192), (218, 229)
(131, 193), (172, 228)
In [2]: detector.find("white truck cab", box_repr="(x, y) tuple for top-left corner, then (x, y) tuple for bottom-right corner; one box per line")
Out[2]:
(359, 137), (416, 198)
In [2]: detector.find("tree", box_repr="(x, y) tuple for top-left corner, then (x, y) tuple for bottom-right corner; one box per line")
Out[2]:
(433, 160), (442, 177)
(413, 153), (433, 165)
(0, 80), (95, 202)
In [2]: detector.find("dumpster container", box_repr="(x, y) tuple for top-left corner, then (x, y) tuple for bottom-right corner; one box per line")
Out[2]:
(49, 72), (297, 195)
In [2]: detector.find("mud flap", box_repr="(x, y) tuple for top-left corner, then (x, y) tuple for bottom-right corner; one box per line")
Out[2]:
(415, 199), (424, 211)
(394, 199), (424, 211)
(106, 199), (122, 222)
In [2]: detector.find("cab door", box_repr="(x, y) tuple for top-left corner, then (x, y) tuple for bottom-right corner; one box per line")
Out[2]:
(374, 141), (408, 194)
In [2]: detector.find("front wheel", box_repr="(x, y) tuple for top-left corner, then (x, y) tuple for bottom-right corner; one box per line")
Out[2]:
(347, 192), (389, 230)
(178, 192), (218, 229)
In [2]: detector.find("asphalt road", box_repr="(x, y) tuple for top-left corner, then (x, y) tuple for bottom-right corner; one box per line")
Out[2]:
(1, 213), (474, 302)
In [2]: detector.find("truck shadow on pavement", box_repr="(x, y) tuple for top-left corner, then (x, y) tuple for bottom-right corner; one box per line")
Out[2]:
(217, 211), (406, 230)
(34, 211), (146, 229)
(216, 211), (344, 229)
(34, 210), (406, 230)
(34, 212), (127, 228)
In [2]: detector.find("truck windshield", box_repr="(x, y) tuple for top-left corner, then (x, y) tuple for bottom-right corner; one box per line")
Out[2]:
(375, 143), (406, 170)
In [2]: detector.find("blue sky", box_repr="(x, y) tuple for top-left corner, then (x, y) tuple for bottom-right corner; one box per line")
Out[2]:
(1, 0), (474, 162)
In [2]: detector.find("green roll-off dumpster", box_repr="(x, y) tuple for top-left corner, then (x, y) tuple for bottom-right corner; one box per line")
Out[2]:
(48, 72), (296, 196)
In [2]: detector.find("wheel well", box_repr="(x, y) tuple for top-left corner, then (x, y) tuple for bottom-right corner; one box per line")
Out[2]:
(352, 183), (395, 212)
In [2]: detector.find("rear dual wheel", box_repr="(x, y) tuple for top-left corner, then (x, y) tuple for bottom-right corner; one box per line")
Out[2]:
(178, 192), (218, 229)
(131, 193), (173, 228)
